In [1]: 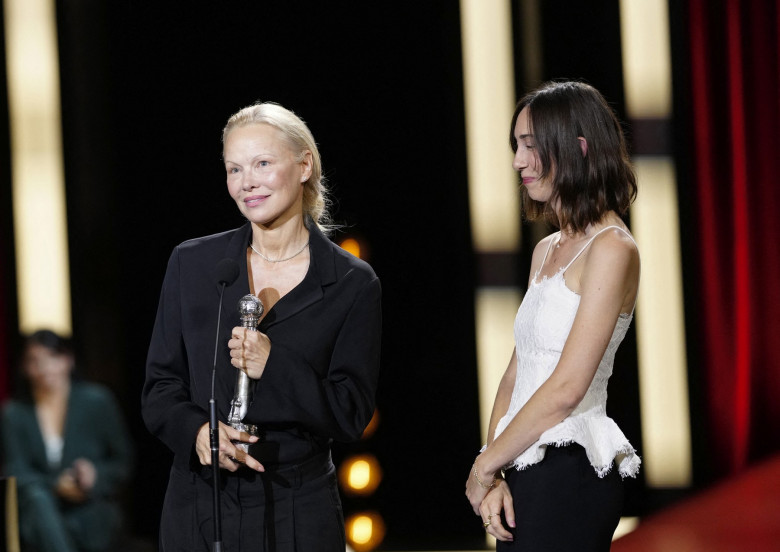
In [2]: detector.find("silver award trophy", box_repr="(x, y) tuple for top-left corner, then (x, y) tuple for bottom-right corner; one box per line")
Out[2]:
(227, 294), (263, 452)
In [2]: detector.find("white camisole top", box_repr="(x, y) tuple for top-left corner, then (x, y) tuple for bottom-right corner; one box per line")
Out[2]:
(493, 225), (641, 478)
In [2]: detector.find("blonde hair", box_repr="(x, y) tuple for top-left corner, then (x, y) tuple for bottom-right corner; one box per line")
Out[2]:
(223, 102), (332, 231)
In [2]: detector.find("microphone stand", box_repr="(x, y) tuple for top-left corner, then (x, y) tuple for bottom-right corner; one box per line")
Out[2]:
(210, 283), (229, 552)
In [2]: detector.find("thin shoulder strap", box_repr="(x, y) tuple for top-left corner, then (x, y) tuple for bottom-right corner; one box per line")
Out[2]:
(535, 232), (561, 278)
(562, 225), (634, 273)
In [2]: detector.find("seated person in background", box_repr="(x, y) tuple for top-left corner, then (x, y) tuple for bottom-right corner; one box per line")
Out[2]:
(1, 329), (133, 552)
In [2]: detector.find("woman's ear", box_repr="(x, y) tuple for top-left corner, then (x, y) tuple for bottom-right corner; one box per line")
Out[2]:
(300, 150), (313, 183)
(578, 137), (588, 157)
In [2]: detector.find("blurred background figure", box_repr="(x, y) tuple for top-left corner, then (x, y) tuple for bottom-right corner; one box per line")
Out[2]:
(1, 329), (133, 552)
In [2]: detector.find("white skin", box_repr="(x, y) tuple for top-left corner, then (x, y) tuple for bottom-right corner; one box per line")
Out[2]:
(24, 344), (96, 503)
(194, 123), (313, 473)
(465, 106), (640, 541)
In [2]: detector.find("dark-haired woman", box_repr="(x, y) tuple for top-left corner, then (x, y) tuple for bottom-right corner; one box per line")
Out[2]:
(1, 330), (133, 552)
(465, 81), (641, 551)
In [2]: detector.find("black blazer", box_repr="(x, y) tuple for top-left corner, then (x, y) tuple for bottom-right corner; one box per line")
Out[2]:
(142, 222), (382, 467)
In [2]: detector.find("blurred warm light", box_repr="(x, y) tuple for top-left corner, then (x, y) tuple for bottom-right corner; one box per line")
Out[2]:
(348, 461), (371, 489)
(361, 409), (380, 439)
(339, 237), (362, 259)
(345, 511), (386, 551)
(631, 159), (692, 487)
(459, 0), (519, 251)
(4, 0), (71, 336)
(620, 0), (672, 118)
(460, 3), (518, 545)
(339, 454), (382, 496)
(612, 516), (640, 541)
(621, 0), (691, 487)
(475, 288), (523, 445)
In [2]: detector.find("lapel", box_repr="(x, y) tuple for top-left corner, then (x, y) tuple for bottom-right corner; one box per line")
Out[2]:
(260, 222), (337, 330)
(215, 222), (338, 330)
(60, 384), (76, 467)
(23, 400), (52, 471)
(219, 224), (253, 328)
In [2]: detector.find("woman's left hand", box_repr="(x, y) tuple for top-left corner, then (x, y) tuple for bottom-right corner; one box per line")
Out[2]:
(56, 470), (86, 503)
(465, 461), (495, 514)
(479, 479), (515, 542)
(55, 458), (98, 504)
(228, 327), (271, 379)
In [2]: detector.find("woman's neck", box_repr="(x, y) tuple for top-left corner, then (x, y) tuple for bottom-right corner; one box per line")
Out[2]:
(33, 380), (70, 405)
(558, 211), (621, 244)
(250, 215), (310, 259)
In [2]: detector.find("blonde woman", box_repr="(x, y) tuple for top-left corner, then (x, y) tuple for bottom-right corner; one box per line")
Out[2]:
(143, 103), (382, 551)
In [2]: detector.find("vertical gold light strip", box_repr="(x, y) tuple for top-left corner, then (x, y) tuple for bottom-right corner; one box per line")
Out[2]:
(4, 477), (20, 551)
(460, 0), (518, 441)
(630, 159), (691, 486)
(474, 288), (522, 444)
(620, 0), (692, 487)
(4, 0), (71, 336)
(621, 2), (673, 119)
(460, 3), (517, 546)
(460, 0), (518, 254)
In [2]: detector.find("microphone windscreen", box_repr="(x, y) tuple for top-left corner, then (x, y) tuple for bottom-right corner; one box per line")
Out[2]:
(214, 258), (240, 286)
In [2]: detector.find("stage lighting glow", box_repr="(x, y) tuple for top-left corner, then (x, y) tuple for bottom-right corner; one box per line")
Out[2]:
(459, 0), (518, 252)
(5, 0), (72, 335)
(361, 409), (379, 439)
(620, 0), (692, 487)
(339, 454), (382, 496)
(345, 511), (385, 551)
(349, 460), (371, 490)
(340, 238), (361, 259)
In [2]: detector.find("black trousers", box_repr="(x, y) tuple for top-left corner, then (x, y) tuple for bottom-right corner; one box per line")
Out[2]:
(159, 451), (344, 552)
(497, 444), (624, 552)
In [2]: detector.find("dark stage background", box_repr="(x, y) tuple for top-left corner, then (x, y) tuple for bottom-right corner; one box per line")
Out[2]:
(8, 0), (776, 549)
(55, 2), (482, 548)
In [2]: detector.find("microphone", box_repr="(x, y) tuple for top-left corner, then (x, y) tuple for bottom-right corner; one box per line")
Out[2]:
(227, 294), (263, 452)
(211, 258), (239, 404)
(214, 258), (240, 287)
(209, 258), (238, 552)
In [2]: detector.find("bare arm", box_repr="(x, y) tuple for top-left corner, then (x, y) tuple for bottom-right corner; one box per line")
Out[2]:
(485, 349), (517, 446)
(473, 231), (639, 483)
(464, 235), (557, 529)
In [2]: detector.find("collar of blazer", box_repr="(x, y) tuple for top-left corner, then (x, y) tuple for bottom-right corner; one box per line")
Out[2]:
(218, 219), (337, 330)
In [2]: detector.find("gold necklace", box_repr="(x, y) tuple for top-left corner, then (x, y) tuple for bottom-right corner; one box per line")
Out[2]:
(250, 240), (309, 263)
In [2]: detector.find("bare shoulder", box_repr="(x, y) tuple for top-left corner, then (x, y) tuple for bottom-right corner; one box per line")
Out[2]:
(591, 227), (638, 262)
(533, 233), (558, 258)
(529, 232), (557, 270)
(582, 227), (640, 286)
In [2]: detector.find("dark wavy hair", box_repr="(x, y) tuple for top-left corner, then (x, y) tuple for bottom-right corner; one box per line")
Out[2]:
(25, 329), (73, 355)
(510, 81), (637, 232)
(15, 329), (75, 400)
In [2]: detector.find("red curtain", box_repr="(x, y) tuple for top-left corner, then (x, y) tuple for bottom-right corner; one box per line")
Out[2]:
(687, 0), (780, 476)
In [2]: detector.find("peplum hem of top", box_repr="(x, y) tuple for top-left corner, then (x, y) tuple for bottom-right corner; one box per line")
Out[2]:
(503, 413), (641, 479)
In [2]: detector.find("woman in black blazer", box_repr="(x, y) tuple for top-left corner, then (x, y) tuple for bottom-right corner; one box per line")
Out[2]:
(142, 102), (382, 551)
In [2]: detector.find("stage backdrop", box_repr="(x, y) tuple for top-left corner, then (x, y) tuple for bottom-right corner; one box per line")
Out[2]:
(680, 0), (780, 480)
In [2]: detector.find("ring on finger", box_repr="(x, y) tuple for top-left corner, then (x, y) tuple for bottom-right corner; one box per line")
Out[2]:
(483, 521), (490, 529)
